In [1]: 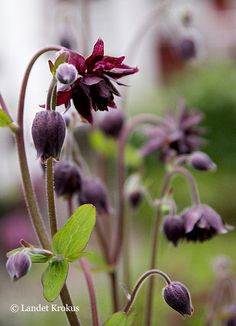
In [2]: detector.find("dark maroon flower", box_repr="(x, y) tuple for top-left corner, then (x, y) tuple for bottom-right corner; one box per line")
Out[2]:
(54, 161), (81, 198)
(163, 215), (185, 246)
(163, 281), (193, 317)
(98, 109), (125, 138)
(79, 176), (110, 214)
(182, 204), (230, 242)
(140, 102), (205, 161)
(188, 151), (216, 171)
(56, 38), (138, 124)
(32, 110), (66, 162)
(6, 252), (31, 281)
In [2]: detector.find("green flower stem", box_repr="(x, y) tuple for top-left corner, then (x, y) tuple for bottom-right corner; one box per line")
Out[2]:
(46, 78), (57, 111)
(80, 258), (100, 326)
(46, 157), (58, 237)
(113, 114), (165, 263)
(16, 46), (80, 326)
(145, 166), (200, 326)
(123, 269), (171, 315)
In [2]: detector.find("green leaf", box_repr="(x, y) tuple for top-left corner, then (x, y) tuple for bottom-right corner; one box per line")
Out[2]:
(89, 130), (117, 157)
(52, 204), (96, 262)
(28, 252), (52, 263)
(0, 109), (12, 127)
(42, 260), (68, 302)
(53, 52), (69, 75)
(104, 311), (134, 326)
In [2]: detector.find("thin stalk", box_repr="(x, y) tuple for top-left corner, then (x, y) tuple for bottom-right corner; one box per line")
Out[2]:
(123, 269), (171, 315)
(16, 46), (61, 249)
(113, 114), (165, 263)
(109, 271), (120, 312)
(15, 46), (80, 326)
(46, 157), (57, 237)
(123, 207), (131, 291)
(145, 165), (200, 325)
(80, 258), (100, 326)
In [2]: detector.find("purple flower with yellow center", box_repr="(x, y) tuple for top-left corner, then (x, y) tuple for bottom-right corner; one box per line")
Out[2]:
(56, 38), (138, 124)
(140, 102), (205, 161)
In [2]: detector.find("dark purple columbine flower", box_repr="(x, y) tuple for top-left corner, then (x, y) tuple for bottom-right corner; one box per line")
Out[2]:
(54, 161), (81, 198)
(56, 38), (138, 124)
(163, 215), (185, 246)
(32, 110), (66, 162)
(98, 109), (125, 138)
(188, 151), (217, 171)
(6, 251), (31, 281)
(79, 176), (110, 214)
(128, 190), (143, 208)
(163, 281), (193, 317)
(140, 102), (205, 161)
(182, 204), (230, 242)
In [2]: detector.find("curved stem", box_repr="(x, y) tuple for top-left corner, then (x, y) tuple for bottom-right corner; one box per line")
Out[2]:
(145, 165), (200, 325)
(112, 114), (165, 263)
(46, 78), (57, 110)
(123, 269), (171, 315)
(16, 46), (61, 249)
(80, 258), (100, 326)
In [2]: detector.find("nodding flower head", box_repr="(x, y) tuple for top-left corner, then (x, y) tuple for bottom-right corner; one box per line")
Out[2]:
(140, 101), (205, 161)
(188, 151), (217, 171)
(6, 252), (31, 281)
(163, 281), (193, 317)
(79, 176), (110, 215)
(56, 38), (138, 124)
(182, 204), (230, 242)
(98, 109), (125, 138)
(163, 215), (185, 246)
(54, 161), (82, 198)
(32, 110), (66, 162)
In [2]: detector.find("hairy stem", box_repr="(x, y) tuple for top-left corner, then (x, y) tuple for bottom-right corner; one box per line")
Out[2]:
(46, 157), (57, 237)
(123, 269), (171, 315)
(113, 114), (165, 263)
(80, 258), (100, 326)
(145, 166), (200, 325)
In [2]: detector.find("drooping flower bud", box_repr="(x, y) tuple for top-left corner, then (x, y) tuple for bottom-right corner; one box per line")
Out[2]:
(163, 281), (193, 317)
(188, 151), (216, 171)
(56, 63), (78, 84)
(98, 110), (124, 138)
(6, 252), (31, 281)
(177, 37), (196, 60)
(128, 190), (143, 208)
(163, 215), (185, 246)
(54, 161), (81, 198)
(79, 176), (110, 214)
(32, 111), (66, 162)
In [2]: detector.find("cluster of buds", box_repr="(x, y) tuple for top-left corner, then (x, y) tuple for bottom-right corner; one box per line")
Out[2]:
(163, 204), (231, 245)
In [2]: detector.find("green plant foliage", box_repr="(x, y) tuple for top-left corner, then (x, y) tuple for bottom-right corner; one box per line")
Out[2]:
(104, 311), (134, 326)
(0, 109), (12, 127)
(42, 260), (69, 302)
(52, 204), (96, 262)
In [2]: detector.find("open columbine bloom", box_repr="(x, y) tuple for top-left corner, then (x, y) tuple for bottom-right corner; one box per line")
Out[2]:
(56, 38), (138, 123)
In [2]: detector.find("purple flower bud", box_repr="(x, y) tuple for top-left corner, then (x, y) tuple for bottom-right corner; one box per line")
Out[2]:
(6, 252), (31, 281)
(54, 161), (81, 197)
(56, 63), (78, 84)
(98, 110), (124, 138)
(163, 215), (185, 246)
(188, 151), (217, 171)
(163, 281), (193, 317)
(128, 190), (143, 208)
(32, 110), (66, 162)
(79, 177), (110, 214)
(177, 37), (196, 60)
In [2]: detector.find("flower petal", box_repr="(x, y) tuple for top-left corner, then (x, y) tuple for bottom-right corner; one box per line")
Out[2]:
(57, 90), (72, 106)
(72, 84), (93, 124)
(86, 38), (104, 70)
(105, 65), (139, 79)
(82, 74), (103, 86)
(67, 50), (86, 75)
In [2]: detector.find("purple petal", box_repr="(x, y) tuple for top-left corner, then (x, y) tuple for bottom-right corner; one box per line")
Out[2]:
(183, 206), (202, 233)
(82, 75), (103, 86)
(67, 50), (86, 75)
(140, 137), (165, 156)
(72, 84), (93, 124)
(57, 90), (72, 106)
